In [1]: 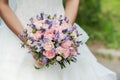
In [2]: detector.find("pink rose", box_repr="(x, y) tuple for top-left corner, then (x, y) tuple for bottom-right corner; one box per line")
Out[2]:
(61, 40), (72, 48)
(43, 50), (55, 59)
(63, 49), (70, 58)
(44, 29), (55, 40)
(43, 41), (54, 50)
(33, 31), (42, 40)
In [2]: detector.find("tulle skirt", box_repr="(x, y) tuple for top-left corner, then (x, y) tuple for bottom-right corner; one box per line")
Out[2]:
(0, 23), (117, 80)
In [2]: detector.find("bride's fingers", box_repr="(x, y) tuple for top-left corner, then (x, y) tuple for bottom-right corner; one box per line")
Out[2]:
(32, 53), (37, 60)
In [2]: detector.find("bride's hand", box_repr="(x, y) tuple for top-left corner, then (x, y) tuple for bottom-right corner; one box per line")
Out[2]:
(34, 58), (45, 69)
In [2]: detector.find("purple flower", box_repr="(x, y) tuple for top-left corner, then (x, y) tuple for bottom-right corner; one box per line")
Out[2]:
(28, 37), (34, 41)
(48, 24), (52, 29)
(59, 20), (63, 25)
(56, 32), (60, 39)
(30, 24), (36, 29)
(36, 15), (41, 20)
(64, 17), (67, 21)
(77, 53), (80, 55)
(42, 37), (49, 42)
(62, 29), (68, 34)
(28, 50), (33, 54)
(54, 60), (58, 65)
(52, 48), (56, 53)
(29, 17), (34, 22)
(45, 20), (52, 24)
(40, 13), (44, 20)
(40, 28), (46, 33)
(53, 30), (57, 34)
(43, 57), (48, 64)
(53, 14), (57, 18)
(64, 35), (70, 40)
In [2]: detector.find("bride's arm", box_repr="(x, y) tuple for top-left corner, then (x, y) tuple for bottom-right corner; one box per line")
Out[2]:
(0, 0), (25, 42)
(65, 0), (80, 25)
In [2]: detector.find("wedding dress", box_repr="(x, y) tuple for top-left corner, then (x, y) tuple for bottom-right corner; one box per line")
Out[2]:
(0, 0), (117, 80)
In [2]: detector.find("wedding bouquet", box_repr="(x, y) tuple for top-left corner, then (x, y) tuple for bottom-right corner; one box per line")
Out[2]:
(21, 13), (82, 69)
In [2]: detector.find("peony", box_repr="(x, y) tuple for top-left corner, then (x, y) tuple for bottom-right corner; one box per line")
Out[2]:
(43, 50), (55, 59)
(43, 41), (54, 50)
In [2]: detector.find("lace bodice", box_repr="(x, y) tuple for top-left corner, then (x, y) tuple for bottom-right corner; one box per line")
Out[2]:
(15, 0), (64, 27)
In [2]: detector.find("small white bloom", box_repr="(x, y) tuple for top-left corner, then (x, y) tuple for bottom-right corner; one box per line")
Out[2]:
(56, 56), (62, 61)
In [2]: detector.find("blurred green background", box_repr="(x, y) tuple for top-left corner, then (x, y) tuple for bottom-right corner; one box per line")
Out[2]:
(76, 0), (120, 49)
(64, 0), (120, 79)
(69, 0), (120, 49)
